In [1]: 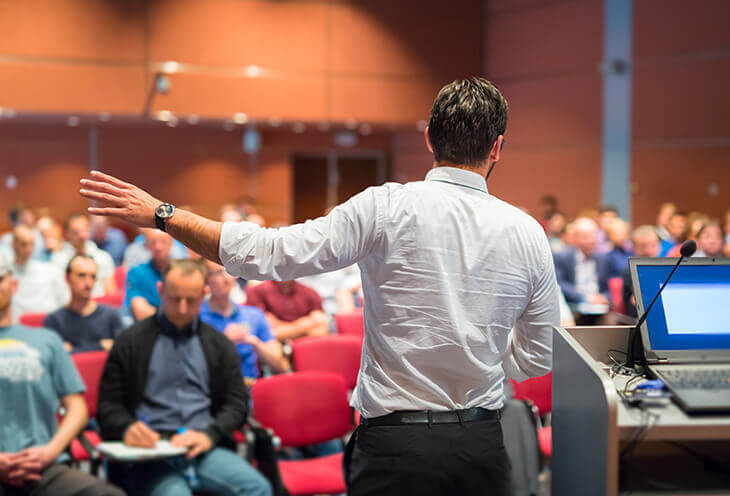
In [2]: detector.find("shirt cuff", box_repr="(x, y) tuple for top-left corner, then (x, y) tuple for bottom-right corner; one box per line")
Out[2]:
(218, 221), (260, 278)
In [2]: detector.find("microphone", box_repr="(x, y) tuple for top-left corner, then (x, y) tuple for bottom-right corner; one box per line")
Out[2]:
(625, 240), (697, 370)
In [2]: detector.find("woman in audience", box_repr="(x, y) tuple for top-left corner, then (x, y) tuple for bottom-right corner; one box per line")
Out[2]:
(694, 220), (725, 258)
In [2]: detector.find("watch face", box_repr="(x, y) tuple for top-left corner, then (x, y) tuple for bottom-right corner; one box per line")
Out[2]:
(156, 203), (174, 218)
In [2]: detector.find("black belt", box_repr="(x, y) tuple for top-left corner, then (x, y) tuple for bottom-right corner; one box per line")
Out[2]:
(360, 407), (500, 427)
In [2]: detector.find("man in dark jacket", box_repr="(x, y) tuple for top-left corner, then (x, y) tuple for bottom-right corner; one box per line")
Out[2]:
(98, 259), (271, 496)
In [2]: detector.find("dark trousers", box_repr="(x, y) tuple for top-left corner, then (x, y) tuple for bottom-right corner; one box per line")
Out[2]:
(0, 464), (125, 496)
(344, 416), (513, 496)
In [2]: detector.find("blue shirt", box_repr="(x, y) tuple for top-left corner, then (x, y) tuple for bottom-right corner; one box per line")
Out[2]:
(136, 315), (213, 432)
(96, 227), (128, 267)
(124, 261), (162, 311)
(199, 301), (274, 379)
(0, 325), (85, 460)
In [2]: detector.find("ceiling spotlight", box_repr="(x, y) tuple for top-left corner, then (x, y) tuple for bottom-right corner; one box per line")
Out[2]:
(268, 117), (282, 128)
(98, 112), (111, 122)
(162, 61), (180, 74)
(359, 123), (372, 136)
(156, 110), (173, 122)
(167, 116), (179, 127)
(246, 65), (261, 78)
(292, 122), (306, 134)
(186, 114), (200, 125)
(67, 116), (80, 127)
(3, 109), (15, 118)
(233, 112), (248, 125)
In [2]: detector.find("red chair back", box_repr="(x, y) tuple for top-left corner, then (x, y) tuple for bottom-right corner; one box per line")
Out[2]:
(334, 308), (364, 339)
(252, 372), (351, 447)
(93, 293), (124, 308)
(114, 266), (127, 290)
(292, 335), (362, 390)
(608, 277), (625, 314)
(19, 313), (47, 327)
(510, 372), (552, 416)
(71, 351), (109, 418)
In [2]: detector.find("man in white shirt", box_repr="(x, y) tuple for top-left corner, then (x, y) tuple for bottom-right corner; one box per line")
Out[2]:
(7, 225), (69, 322)
(50, 214), (116, 297)
(80, 77), (559, 496)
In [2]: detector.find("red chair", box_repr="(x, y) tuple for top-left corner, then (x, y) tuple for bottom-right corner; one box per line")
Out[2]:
(69, 351), (108, 473)
(510, 372), (552, 458)
(93, 293), (124, 308)
(292, 335), (362, 390)
(113, 266), (127, 290)
(19, 313), (47, 327)
(334, 308), (364, 339)
(252, 372), (351, 495)
(608, 277), (625, 315)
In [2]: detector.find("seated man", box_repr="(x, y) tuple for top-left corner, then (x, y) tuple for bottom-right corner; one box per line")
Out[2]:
(0, 204), (47, 262)
(44, 255), (124, 353)
(553, 217), (612, 306)
(124, 230), (173, 321)
(90, 216), (128, 267)
(7, 225), (69, 321)
(50, 214), (116, 297)
(0, 261), (125, 496)
(98, 259), (271, 496)
(605, 218), (633, 277)
(622, 225), (660, 317)
(122, 228), (188, 269)
(200, 261), (290, 383)
(246, 280), (328, 341)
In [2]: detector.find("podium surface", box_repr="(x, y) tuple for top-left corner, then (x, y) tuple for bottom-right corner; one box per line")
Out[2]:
(552, 326), (730, 496)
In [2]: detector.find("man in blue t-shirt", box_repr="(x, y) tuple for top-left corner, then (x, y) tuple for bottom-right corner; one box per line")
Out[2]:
(200, 261), (290, 382)
(0, 261), (125, 495)
(124, 230), (173, 321)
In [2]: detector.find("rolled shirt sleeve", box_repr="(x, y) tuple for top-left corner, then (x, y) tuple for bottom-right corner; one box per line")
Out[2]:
(219, 186), (383, 282)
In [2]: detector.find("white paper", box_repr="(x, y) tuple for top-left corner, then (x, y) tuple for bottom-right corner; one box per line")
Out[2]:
(96, 440), (187, 461)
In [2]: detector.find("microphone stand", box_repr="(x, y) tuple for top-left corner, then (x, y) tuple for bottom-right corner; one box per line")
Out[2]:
(625, 254), (687, 372)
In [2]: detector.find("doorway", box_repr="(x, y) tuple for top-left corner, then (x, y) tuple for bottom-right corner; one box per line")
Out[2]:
(292, 152), (386, 224)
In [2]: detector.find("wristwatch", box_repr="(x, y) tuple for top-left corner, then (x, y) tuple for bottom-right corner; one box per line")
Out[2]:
(154, 203), (175, 232)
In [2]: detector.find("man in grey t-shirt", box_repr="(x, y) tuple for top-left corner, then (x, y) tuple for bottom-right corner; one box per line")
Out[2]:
(0, 261), (124, 496)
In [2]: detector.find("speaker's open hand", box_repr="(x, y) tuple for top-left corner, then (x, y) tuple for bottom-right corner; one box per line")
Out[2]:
(80, 170), (161, 228)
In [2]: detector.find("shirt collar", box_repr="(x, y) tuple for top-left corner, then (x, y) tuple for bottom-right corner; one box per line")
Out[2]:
(425, 166), (489, 195)
(201, 299), (239, 319)
(157, 311), (199, 339)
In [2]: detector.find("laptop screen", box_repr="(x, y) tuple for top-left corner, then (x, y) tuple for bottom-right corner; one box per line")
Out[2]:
(634, 262), (730, 351)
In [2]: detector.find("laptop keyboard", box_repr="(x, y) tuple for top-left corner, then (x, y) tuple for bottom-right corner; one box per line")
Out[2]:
(660, 368), (730, 390)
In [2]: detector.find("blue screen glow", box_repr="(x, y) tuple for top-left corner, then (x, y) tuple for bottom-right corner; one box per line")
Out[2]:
(634, 264), (730, 351)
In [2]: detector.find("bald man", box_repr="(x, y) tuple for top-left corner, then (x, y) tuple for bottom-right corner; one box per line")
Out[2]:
(8, 225), (69, 321)
(553, 217), (612, 306)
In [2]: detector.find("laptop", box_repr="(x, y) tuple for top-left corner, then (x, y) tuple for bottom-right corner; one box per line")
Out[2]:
(629, 257), (730, 414)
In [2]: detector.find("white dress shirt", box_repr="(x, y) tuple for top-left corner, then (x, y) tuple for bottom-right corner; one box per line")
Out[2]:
(575, 250), (599, 301)
(11, 259), (70, 322)
(220, 166), (559, 417)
